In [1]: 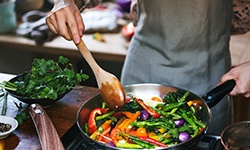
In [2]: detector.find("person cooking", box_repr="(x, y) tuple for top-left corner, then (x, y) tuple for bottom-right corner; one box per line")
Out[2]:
(46, 0), (250, 134)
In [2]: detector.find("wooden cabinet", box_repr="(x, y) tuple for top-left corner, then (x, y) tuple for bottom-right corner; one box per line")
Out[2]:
(233, 96), (250, 122)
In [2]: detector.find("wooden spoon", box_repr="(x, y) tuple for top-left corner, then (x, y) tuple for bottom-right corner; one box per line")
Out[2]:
(75, 39), (125, 109)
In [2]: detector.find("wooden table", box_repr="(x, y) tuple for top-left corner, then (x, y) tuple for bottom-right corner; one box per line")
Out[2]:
(0, 73), (100, 150)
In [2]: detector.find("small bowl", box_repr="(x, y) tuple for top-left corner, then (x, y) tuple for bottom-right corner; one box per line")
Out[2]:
(0, 116), (18, 139)
(6, 73), (72, 107)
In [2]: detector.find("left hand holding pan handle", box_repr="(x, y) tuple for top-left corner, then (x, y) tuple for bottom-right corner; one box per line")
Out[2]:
(219, 60), (250, 98)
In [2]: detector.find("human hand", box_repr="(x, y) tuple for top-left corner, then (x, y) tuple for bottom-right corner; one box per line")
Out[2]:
(219, 61), (250, 98)
(45, 0), (84, 44)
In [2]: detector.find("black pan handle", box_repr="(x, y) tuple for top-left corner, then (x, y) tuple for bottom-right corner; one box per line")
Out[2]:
(202, 80), (236, 108)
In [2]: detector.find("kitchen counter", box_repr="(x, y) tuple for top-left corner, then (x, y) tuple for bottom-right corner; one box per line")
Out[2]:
(0, 33), (127, 62)
(0, 72), (100, 150)
(1, 31), (250, 65)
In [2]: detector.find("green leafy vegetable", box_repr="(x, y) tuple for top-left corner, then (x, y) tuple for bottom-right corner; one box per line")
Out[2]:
(13, 102), (29, 124)
(123, 98), (142, 113)
(0, 56), (89, 100)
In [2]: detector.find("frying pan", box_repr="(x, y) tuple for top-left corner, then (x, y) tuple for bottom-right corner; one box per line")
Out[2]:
(220, 121), (250, 150)
(28, 80), (235, 150)
(76, 80), (236, 150)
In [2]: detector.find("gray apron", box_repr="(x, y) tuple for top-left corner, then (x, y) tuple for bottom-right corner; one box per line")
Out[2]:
(121, 0), (233, 134)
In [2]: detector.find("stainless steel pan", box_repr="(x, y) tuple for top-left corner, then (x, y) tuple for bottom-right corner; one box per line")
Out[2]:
(76, 80), (236, 150)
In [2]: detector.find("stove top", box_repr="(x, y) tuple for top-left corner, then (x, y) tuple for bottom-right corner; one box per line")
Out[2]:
(61, 124), (223, 150)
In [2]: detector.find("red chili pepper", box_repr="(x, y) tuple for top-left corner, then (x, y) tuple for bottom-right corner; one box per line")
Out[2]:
(199, 128), (205, 134)
(134, 97), (160, 118)
(88, 108), (109, 134)
(138, 137), (168, 148)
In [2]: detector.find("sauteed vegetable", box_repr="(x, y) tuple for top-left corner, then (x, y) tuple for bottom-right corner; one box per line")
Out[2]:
(83, 91), (206, 149)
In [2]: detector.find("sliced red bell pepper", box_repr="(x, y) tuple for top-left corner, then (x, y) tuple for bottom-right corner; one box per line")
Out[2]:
(134, 97), (160, 118)
(88, 108), (109, 134)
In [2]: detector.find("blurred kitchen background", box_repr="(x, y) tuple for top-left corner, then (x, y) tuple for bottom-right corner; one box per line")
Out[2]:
(0, 0), (249, 122)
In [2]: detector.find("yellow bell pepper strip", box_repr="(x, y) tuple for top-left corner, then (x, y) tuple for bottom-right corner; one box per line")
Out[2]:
(90, 119), (112, 140)
(118, 111), (141, 131)
(187, 100), (194, 106)
(88, 108), (109, 134)
(134, 97), (160, 118)
(118, 118), (133, 131)
(158, 128), (166, 134)
(148, 132), (156, 138)
(115, 117), (126, 127)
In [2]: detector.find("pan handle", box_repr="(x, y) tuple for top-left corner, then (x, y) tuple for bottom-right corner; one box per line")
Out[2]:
(202, 80), (236, 108)
(29, 103), (65, 150)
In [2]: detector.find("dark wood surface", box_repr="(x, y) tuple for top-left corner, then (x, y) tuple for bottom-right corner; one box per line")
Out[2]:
(0, 85), (100, 150)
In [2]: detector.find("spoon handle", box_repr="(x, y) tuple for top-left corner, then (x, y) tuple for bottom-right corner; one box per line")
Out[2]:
(76, 39), (103, 87)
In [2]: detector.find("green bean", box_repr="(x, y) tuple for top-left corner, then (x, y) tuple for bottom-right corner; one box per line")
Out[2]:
(116, 142), (143, 149)
(178, 109), (198, 130)
(162, 102), (185, 112)
(95, 110), (115, 121)
(162, 138), (174, 144)
(129, 137), (155, 149)
(179, 91), (189, 102)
